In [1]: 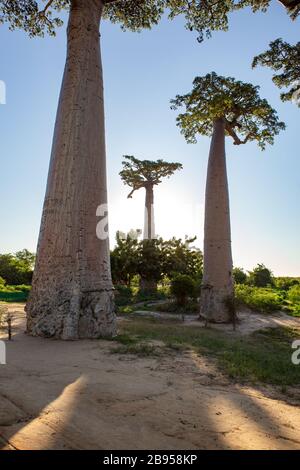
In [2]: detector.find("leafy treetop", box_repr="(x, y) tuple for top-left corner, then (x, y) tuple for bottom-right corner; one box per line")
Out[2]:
(170, 72), (285, 150)
(120, 155), (182, 198)
(252, 38), (300, 106)
(1, 0), (299, 39)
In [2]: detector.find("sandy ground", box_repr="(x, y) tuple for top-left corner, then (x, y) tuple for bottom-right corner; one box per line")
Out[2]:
(0, 303), (300, 450)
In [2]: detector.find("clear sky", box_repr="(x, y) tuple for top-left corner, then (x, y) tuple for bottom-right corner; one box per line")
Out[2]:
(0, 2), (299, 276)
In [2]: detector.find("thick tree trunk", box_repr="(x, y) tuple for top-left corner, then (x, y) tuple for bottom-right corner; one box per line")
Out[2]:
(26, 0), (116, 339)
(143, 184), (155, 240)
(200, 118), (234, 323)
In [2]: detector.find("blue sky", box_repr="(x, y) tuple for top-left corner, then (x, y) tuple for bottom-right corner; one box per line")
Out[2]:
(0, 2), (299, 276)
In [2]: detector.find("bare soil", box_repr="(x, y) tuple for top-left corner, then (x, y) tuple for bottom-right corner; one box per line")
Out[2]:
(0, 303), (300, 450)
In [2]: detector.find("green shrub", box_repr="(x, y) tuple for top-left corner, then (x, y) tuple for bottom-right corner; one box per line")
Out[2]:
(275, 277), (300, 291)
(235, 285), (283, 313)
(156, 299), (199, 314)
(287, 284), (300, 303)
(0, 284), (31, 302)
(114, 285), (133, 306)
(233, 267), (247, 284)
(170, 274), (196, 306)
(248, 264), (274, 288)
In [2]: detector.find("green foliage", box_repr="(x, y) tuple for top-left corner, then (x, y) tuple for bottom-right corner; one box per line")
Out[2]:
(161, 236), (203, 281)
(120, 155), (182, 198)
(252, 38), (300, 106)
(156, 299), (199, 314)
(170, 274), (196, 306)
(233, 267), (247, 284)
(235, 285), (283, 313)
(116, 317), (300, 386)
(0, 0), (68, 37)
(114, 284), (133, 306)
(4, 1), (298, 41)
(111, 233), (203, 289)
(0, 283), (31, 302)
(0, 250), (35, 285)
(248, 263), (274, 287)
(275, 277), (300, 291)
(110, 231), (139, 286)
(171, 72), (285, 149)
(287, 284), (300, 303)
(137, 239), (164, 285)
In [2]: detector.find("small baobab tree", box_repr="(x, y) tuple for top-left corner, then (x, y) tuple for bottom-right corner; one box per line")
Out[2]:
(171, 72), (285, 323)
(120, 156), (182, 240)
(253, 38), (300, 107)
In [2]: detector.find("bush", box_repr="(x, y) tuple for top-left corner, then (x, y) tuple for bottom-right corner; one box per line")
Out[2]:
(170, 274), (196, 306)
(287, 284), (300, 304)
(156, 299), (199, 314)
(248, 264), (274, 288)
(233, 267), (247, 284)
(235, 285), (283, 313)
(114, 285), (133, 306)
(275, 277), (300, 291)
(0, 284), (31, 302)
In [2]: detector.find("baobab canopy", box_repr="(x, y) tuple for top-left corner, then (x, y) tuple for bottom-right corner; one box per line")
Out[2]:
(252, 38), (300, 106)
(171, 72), (286, 150)
(120, 155), (182, 199)
(0, 0), (299, 39)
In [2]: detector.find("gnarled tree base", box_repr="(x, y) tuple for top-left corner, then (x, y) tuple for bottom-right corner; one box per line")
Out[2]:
(26, 288), (116, 340)
(200, 286), (234, 323)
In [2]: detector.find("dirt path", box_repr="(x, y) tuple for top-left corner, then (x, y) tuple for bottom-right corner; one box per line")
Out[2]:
(134, 306), (300, 335)
(0, 304), (300, 450)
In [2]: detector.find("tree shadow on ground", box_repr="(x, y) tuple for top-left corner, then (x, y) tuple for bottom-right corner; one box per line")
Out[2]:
(0, 313), (299, 450)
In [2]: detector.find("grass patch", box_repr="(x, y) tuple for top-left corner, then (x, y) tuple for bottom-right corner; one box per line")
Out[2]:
(113, 317), (300, 387)
(155, 300), (199, 314)
(112, 342), (162, 357)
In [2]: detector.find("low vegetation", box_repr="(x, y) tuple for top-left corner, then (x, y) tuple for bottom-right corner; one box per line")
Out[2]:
(113, 317), (300, 387)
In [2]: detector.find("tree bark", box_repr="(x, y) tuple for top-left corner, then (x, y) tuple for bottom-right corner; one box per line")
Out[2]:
(143, 184), (155, 240)
(200, 118), (234, 323)
(26, 0), (116, 339)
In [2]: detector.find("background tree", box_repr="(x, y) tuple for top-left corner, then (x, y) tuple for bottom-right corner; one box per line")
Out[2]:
(120, 155), (182, 240)
(233, 267), (248, 285)
(110, 230), (139, 287)
(248, 263), (275, 287)
(161, 236), (203, 280)
(170, 274), (196, 308)
(171, 72), (285, 323)
(252, 38), (300, 106)
(0, 250), (35, 285)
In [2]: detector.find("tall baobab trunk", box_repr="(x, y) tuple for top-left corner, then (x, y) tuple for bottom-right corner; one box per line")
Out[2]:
(140, 184), (157, 292)
(26, 0), (116, 339)
(200, 118), (234, 323)
(143, 184), (155, 240)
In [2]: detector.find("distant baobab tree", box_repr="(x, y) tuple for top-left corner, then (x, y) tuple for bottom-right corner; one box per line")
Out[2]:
(120, 156), (182, 240)
(171, 72), (285, 323)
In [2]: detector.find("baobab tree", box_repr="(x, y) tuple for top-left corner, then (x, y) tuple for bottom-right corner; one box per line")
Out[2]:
(1, 0), (295, 339)
(120, 156), (182, 240)
(171, 72), (285, 322)
(253, 39), (300, 106)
